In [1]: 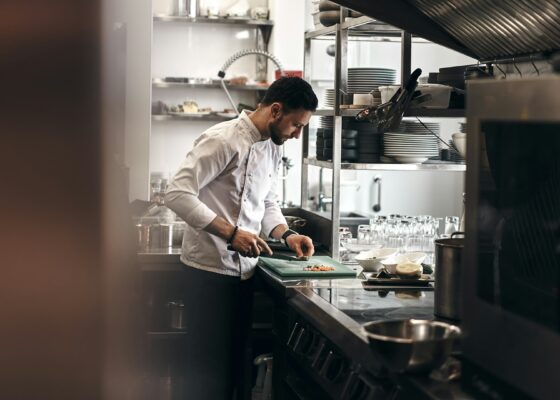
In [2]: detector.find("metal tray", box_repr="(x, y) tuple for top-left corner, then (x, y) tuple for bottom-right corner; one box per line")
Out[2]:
(366, 274), (433, 286)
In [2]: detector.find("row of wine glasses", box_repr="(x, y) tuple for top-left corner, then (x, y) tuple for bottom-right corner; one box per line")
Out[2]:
(340, 215), (460, 264)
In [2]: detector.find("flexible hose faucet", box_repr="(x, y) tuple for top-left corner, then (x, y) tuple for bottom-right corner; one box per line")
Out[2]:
(218, 49), (285, 115)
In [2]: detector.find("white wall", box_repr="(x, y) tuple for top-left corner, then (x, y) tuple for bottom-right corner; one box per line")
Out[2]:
(123, 0), (152, 201)
(268, 0), (306, 206)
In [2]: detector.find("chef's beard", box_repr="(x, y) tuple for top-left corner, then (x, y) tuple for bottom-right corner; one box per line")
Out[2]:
(269, 121), (285, 145)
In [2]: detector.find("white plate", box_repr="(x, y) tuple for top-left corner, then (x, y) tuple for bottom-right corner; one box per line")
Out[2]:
(169, 111), (211, 117)
(393, 156), (429, 163)
(216, 112), (238, 118)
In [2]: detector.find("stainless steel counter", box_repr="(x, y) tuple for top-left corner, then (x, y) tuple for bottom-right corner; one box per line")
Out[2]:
(256, 267), (472, 400)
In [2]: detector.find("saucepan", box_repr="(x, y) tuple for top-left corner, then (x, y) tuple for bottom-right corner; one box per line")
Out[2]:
(434, 232), (464, 321)
(362, 319), (461, 373)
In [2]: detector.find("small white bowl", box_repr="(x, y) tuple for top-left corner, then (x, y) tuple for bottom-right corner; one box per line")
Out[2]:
(380, 254), (409, 274)
(355, 248), (398, 272)
(381, 252), (426, 274)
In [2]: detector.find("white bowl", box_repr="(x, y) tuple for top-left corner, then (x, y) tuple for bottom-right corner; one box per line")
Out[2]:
(381, 252), (426, 274)
(342, 239), (381, 253)
(355, 248), (398, 271)
(380, 254), (409, 274)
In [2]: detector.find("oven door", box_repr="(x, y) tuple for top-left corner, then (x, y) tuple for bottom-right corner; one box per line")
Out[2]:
(464, 76), (560, 400)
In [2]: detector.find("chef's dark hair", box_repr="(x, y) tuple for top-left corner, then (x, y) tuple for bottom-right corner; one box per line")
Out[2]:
(261, 76), (318, 112)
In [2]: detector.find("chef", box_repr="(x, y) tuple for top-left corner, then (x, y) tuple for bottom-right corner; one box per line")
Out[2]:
(165, 76), (318, 399)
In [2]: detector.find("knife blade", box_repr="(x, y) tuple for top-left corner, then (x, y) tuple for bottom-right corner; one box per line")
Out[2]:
(226, 245), (309, 261)
(261, 254), (310, 262)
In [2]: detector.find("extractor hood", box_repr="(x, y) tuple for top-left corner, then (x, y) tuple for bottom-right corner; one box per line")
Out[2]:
(335, 0), (560, 61)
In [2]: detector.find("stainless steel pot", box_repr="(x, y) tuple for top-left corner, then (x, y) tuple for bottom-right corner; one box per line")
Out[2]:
(167, 301), (187, 331)
(362, 319), (461, 373)
(434, 232), (464, 321)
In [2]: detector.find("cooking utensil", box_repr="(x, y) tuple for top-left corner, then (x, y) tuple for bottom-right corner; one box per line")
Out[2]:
(434, 232), (464, 321)
(362, 319), (461, 373)
(226, 245), (309, 261)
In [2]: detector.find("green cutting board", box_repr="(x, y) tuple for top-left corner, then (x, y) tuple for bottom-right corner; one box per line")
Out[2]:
(258, 256), (357, 278)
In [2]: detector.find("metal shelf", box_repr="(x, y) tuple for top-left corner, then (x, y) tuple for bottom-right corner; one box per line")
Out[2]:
(405, 108), (465, 118)
(314, 108), (465, 118)
(152, 78), (269, 91)
(304, 157), (466, 171)
(152, 114), (235, 122)
(314, 109), (335, 116)
(153, 15), (273, 26)
(306, 18), (401, 39)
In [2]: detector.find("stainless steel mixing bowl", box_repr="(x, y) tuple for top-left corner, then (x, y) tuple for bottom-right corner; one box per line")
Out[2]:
(362, 319), (461, 373)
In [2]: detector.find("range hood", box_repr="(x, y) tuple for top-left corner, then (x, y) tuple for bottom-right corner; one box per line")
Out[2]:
(335, 0), (560, 61)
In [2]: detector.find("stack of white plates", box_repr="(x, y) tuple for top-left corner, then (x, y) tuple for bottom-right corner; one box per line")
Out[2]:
(404, 121), (440, 135)
(348, 68), (396, 94)
(323, 89), (336, 108)
(383, 133), (440, 163)
(320, 116), (334, 129)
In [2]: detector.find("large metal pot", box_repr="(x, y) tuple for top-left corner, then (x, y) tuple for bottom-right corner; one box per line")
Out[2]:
(434, 233), (464, 321)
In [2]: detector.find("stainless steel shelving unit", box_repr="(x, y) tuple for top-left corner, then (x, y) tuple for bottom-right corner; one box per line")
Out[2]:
(153, 15), (273, 26)
(302, 11), (466, 260)
(150, 16), (274, 126)
(152, 78), (269, 91)
(304, 158), (466, 172)
(152, 114), (235, 122)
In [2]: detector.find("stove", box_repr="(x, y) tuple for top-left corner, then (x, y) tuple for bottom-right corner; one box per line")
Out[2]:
(313, 286), (435, 325)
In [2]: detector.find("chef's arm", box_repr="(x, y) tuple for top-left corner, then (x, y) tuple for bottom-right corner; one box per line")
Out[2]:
(205, 216), (271, 256)
(269, 224), (315, 257)
(260, 168), (314, 257)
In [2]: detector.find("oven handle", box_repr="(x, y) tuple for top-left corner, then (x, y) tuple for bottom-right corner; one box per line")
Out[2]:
(292, 327), (306, 353)
(287, 322), (300, 347)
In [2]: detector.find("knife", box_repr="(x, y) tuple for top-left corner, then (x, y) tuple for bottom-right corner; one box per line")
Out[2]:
(261, 253), (310, 262)
(227, 245), (309, 261)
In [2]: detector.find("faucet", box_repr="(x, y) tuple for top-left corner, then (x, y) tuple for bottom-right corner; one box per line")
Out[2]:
(317, 192), (333, 211)
(316, 168), (332, 211)
(218, 49), (285, 115)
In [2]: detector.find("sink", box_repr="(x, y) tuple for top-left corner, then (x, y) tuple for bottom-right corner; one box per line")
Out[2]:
(316, 211), (370, 236)
(280, 207), (371, 249)
(341, 212), (367, 218)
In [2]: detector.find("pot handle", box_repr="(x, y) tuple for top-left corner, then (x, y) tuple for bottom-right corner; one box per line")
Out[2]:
(451, 232), (465, 238)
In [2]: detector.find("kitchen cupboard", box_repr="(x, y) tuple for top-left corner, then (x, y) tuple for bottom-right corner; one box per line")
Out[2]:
(302, 11), (469, 259)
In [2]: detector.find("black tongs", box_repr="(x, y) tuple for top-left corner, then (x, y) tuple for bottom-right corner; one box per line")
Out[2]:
(356, 68), (430, 131)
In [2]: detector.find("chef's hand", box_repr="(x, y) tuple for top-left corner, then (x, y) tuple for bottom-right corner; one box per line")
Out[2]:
(230, 228), (272, 258)
(286, 234), (315, 258)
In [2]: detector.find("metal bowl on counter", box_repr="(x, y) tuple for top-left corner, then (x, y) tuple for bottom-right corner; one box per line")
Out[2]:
(362, 319), (461, 373)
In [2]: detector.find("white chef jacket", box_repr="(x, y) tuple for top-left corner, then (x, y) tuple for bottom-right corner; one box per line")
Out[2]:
(165, 111), (287, 279)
